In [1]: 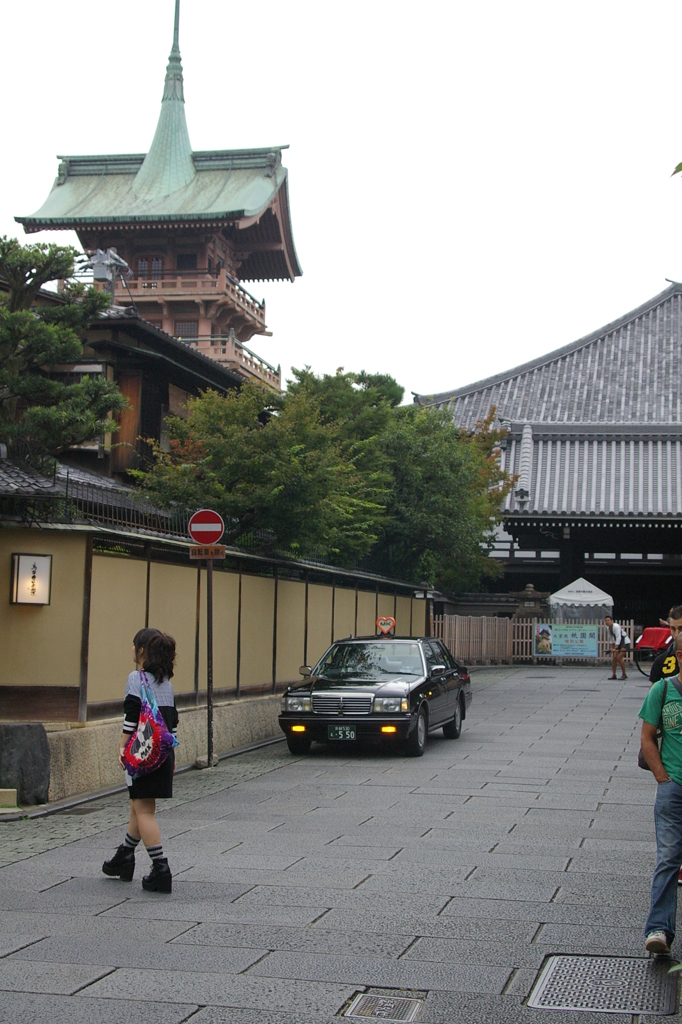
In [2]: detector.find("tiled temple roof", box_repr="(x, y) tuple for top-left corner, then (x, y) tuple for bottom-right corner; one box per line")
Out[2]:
(414, 283), (682, 519)
(415, 283), (682, 429)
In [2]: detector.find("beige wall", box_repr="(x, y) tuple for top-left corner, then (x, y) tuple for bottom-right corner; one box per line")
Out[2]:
(240, 575), (275, 688)
(0, 529), (86, 689)
(209, 569), (239, 692)
(356, 589), (376, 636)
(333, 586), (356, 640)
(395, 595), (412, 636)
(307, 583), (333, 667)
(0, 530), (424, 710)
(276, 579), (306, 682)
(377, 592), (395, 620)
(88, 554), (146, 703)
(148, 562), (198, 695)
(411, 598), (427, 636)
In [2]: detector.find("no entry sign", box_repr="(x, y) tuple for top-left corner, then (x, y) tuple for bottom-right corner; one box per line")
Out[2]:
(188, 509), (225, 545)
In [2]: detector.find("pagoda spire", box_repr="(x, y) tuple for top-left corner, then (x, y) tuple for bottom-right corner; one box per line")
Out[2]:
(134, 0), (195, 197)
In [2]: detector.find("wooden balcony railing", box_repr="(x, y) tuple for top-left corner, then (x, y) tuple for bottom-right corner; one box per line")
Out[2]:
(188, 335), (281, 390)
(114, 269), (266, 325)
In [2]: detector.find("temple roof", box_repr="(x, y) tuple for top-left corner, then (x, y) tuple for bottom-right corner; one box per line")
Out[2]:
(415, 283), (682, 520)
(414, 283), (682, 429)
(17, 148), (290, 227)
(15, 0), (301, 281)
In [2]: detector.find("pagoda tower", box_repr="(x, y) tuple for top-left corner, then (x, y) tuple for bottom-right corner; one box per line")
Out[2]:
(17, 0), (301, 390)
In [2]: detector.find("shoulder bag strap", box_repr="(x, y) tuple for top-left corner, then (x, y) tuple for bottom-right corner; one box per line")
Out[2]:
(668, 675), (682, 701)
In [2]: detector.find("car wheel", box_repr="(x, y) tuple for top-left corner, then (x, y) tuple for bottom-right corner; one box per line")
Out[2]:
(406, 706), (427, 757)
(286, 734), (312, 755)
(442, 696), (463, 739)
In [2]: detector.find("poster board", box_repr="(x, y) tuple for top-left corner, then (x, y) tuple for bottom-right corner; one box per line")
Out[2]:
(534, 623), (598, 658)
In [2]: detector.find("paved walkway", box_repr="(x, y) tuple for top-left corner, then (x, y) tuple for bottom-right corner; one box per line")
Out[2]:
(0, 667), (671, 1023)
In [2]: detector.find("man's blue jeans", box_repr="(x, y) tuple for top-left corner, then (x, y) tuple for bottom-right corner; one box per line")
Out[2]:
(646, 779), (682, 942)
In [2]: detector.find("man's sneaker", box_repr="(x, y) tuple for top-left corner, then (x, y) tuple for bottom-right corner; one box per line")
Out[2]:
(678, 868), (682, 887)
(645, 931), (671, 955)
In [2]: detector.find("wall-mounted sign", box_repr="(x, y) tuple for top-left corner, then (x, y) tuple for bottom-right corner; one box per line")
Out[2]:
(10, 554), (53, 606)
(534, 623), (598, 658)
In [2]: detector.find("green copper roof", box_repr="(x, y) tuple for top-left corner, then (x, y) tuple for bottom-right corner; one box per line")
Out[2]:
(17, 148), (289, 226)
(134, 0), (195, 197)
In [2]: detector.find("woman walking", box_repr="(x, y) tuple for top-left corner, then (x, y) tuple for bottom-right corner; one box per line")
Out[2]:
(102, 628), (178, 893)
(640, 633), (682, 954)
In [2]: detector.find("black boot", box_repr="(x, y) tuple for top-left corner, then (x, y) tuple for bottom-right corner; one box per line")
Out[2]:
(142, 857), (172, 893)
(102, 845), (135, 881)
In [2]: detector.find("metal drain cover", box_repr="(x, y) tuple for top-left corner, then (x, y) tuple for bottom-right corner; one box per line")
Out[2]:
(345, 993), (423, 1021)
(528, 955), (678, 1015)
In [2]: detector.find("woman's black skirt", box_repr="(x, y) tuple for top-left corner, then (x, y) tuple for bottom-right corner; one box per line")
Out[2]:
(128, 750), (175, 800)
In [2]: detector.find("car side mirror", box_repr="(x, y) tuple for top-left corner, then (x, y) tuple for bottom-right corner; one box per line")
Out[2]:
(431, 664), (446, 676)
(299, 665), (312, 677)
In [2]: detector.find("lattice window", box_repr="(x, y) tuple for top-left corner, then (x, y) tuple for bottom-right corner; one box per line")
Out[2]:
(175, 321), (198, 338)
(137, 257), (148, 279)
(151, 258), (163, 279)
(176, 253), (197, 271)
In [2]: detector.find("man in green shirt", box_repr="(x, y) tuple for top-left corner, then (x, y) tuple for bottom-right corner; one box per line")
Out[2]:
(640, 632), (682, 955)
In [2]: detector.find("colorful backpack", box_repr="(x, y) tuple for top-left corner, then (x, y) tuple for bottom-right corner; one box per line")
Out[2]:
(122, 672), (178, 779)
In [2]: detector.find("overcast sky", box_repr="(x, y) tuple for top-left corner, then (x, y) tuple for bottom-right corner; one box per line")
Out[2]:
(3, 1), (682, 400)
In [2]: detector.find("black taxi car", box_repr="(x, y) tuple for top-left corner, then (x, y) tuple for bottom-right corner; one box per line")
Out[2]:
(279, 636), (471, 757)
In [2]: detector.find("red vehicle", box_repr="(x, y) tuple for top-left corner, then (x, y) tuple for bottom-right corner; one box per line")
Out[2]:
(634, 627), (672, 677)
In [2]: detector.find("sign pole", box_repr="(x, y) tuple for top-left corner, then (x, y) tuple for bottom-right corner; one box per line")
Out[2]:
(187, 509), (226, 770)
(206, 556), (214, 768)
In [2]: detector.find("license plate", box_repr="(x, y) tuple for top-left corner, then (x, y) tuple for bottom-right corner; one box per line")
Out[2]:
(328, 724), (356, 741)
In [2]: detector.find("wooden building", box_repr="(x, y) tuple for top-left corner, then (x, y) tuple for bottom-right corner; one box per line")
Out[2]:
(16, 1), (300, 390)
(414, 284), (682, 624)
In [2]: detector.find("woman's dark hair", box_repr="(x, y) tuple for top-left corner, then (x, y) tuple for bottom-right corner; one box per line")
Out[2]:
(133, 628), (176, 682)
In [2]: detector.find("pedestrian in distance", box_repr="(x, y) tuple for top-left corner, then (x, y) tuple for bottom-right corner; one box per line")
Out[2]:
(605, 615), (630, 680)
(102, 628), (178, 893)
(640, 633), (682, 955)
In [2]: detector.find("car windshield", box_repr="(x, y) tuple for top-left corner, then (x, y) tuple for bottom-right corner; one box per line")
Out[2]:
(314, 642), (424, 680)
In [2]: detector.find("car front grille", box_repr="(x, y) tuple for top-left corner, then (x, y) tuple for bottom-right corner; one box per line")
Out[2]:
(312, 693), (373, 715)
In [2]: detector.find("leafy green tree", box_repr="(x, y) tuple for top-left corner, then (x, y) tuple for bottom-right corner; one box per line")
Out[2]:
(365, 405), (512, 591)
(135, 384), (386, 563)
(0, 236), (126, 456)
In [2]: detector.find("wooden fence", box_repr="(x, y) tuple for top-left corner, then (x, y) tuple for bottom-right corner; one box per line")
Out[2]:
(433, 615), (635, 666)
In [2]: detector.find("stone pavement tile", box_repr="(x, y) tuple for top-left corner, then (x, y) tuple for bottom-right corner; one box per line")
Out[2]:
(0, 993), (197, 1024)
(320, 843), (403, 860)
(437, 897), (645, 928)
(234, 887), (449, 914)
(553, 883), (650, 909)
(393, 845), (569, 871)
(536, 922), (647, 956)
(248, 950), (511, 993)
(580, 836), (656, 853)
(0, 865), (74, 892)
(418, 992), (632, 1024)
(50, 877), (252, 905)
(402, 936), (546, 968)
(82, 969), (354, 1016)
(173, 922), (413, 957)
(10, 936), (267, 974)
(355, 868), (478, 897)
(0, 934), (47, 957)
(0, 889), (128, 915)
(0, 910), (195, 942)
(533, 795), (601, 810)
(102, 900), (327, 926)
(566, 855), (651, 874)
(0, 960), (113, 995)
(491, 837), (582, 853)
(188, 1010), (339, 1024)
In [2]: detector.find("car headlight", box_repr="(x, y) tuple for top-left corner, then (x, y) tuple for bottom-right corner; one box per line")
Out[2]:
(374, 697), (409, 713)
(285, 696), (312, 712)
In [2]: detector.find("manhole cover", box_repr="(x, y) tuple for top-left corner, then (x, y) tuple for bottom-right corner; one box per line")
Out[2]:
(345, 993), (423, 1021)
(528, 955), (678, 1014)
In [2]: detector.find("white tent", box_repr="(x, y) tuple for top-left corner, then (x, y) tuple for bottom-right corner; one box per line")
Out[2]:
(548, 577), (613, 623)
